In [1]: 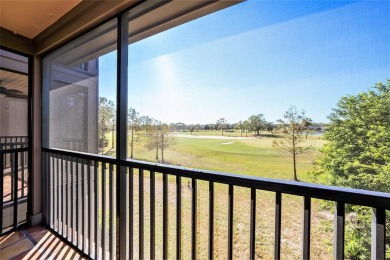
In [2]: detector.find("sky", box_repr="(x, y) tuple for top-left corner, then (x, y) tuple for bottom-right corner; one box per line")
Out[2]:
(99, 0), (390, 125)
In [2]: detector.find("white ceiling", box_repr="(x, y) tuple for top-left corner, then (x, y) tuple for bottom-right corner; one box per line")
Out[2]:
(0, 0), (81, 39)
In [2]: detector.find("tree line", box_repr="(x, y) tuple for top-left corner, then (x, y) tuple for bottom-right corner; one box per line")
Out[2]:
(99, 98), (318, 182)
(164, 115), (323, 137)
(98, 100), (176, 163)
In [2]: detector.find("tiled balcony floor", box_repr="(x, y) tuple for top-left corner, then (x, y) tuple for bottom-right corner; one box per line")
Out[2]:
(0, 225), (86, 260)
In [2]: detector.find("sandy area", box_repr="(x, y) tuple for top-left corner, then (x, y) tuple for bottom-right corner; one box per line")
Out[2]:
(174, 134), (257, 140)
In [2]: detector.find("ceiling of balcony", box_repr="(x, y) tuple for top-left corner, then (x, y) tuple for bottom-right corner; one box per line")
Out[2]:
(0, 70), (28, 98)
(0, 0), (81, 39)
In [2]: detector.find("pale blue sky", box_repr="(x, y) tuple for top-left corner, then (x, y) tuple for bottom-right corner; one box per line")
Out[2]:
(100, 0), (390, 124)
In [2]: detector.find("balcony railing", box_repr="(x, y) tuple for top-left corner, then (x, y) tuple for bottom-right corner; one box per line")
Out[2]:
(0, 136), (28, 149)
(1, 146), (29, 234)
(0, 136), (28, 169)
(42, 148), (389, 259)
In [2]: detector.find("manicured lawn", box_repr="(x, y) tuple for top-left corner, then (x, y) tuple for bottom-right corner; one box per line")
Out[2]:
(127, 132), (325, 182)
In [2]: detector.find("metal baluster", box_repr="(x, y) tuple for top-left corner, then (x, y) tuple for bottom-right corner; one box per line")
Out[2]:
(163, 173), (168, 259)
(151, 171), (156, 259)
(334, 202), (344, 259)
(250, 188), (256, 260)
(303, 196), (311, 259)
(192, 178), (197, 260)
(61, 156), (64, 235)
(70, 156), (74, 242)
(228, 185), (234, 259)
(94, 161), (100, 259)
(65, 156), (69, 239)
(274, 192), (281, 260)
(102, 162), (106, 260)
(177, 176), (182, 260)
(76, 157), (80, 246)
(55, 154), (59, 232)
(129, 168), (134, 260)
(13, 151), (18, 228)
(87, 160), (92, 256)
(371, 207), (385, 259)
(139, 169), (144, 260)
(109, 163), (114, 258)
(10, 152), (14, 201)
(21, 150), (25, 197)
(81, 159), (86, 252)
(209, 181), (214, 260)
(50, 153), (54, 229)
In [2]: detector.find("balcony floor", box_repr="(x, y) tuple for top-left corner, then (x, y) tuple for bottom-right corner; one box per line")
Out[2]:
(0, 225), (86, 260)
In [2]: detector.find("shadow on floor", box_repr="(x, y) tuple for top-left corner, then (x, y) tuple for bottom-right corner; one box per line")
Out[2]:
(0, 225), (86, 259)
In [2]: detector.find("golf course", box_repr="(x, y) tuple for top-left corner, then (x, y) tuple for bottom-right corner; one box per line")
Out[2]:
(104, 130), (325, 182)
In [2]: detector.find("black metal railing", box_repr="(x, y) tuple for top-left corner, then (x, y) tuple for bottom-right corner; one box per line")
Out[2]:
(43, 149), (117, 259)
(0, 136), (28, 169)
(0, 136), (28, 149)
(0, 147), (29, 234)
(42, 148), (389, 259)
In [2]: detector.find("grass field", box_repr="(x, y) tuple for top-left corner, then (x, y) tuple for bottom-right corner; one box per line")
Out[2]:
(102, 130), (333, 259)
(105, 130), (325, 182)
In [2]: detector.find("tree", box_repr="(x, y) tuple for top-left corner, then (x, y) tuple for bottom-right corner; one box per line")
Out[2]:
(145, 119), (176, 163)
(174, 122), (186, 131)
(159, 123), (176, 163)
(265, 121), (276, 136)
(312, 80), (390, 258)
(216, 118), (227, 136)
(235, 121), (244, 137)
(98, 97), (115, 154)
(139, 116), (152, 136)
(301, 117), (313, 139)
(316, 80), (390, 191)
(189, 124), (195, 135)
(272, 106), (310, 181)
(144, 118), (160, 161)
(243, 120), (250, 137)
(128, 107), (139, 159)
(248, 114), (266, 137)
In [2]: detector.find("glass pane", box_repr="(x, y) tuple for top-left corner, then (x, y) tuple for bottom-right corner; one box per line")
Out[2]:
(43, 19), (118, 156)
(127, 0), (389, 179)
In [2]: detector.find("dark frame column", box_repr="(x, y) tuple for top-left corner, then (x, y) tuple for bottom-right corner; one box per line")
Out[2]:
(117, 11), (129, 260)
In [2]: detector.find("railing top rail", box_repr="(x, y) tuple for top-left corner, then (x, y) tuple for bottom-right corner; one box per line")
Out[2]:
(0, 136), (28, 145)
(0, 147), (28, 154)
(0, 142), (28, 145)
(43, 147), (116, 163)
(0, 136), (28, 138)
(124, 158), (390, 209)
(43, 147), (390, 209)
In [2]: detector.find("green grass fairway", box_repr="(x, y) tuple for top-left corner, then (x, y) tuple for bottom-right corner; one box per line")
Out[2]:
(126, 132), (324, 182)
(105, 130), (324, 181)
(174, 137), (322, 181)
